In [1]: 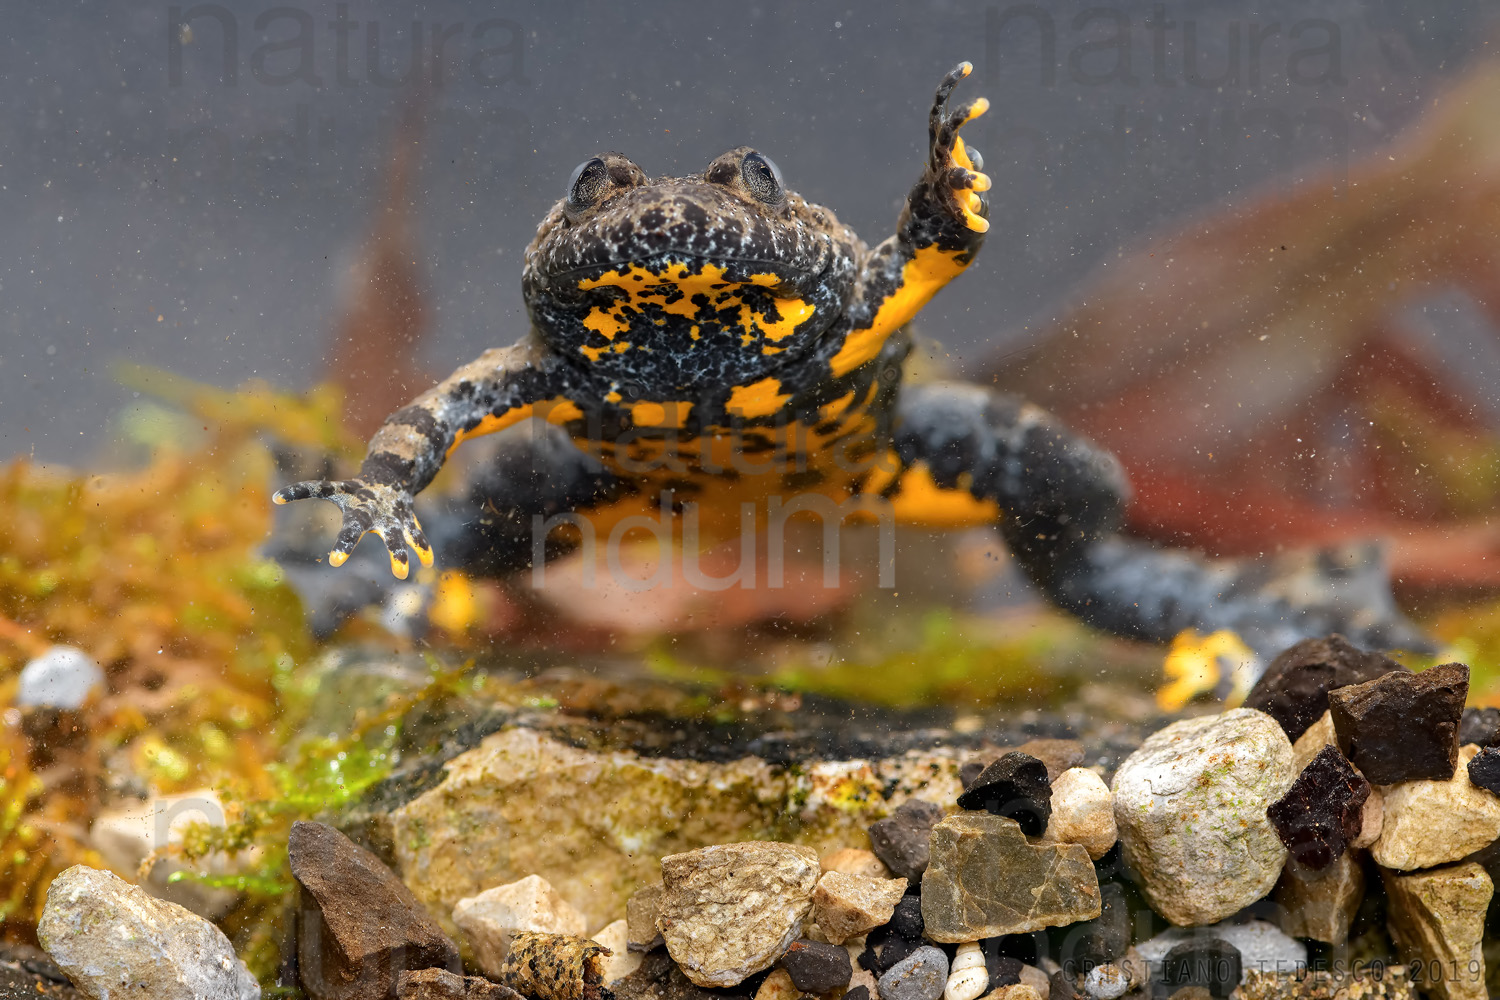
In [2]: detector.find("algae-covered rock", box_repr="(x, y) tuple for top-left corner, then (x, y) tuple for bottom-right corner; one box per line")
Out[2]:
(1382, 862), (1492, 1000)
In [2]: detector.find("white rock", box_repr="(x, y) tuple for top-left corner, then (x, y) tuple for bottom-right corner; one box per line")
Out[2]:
(38, 865), (259, 1000)
(452, 873), (589, 975)
(1371, 745), (1500, 871)
(1111, 709), (1294, 925)
(1042, 768), (1116, 860)
(1134, 920), (1306, 983)
(592, 918), (643, 984)
(1083, 963), (1129, 1000)
(18, 646), (104, 709)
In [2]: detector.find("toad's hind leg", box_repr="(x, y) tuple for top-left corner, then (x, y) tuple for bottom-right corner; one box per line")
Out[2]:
(883, 382), (1430, 655)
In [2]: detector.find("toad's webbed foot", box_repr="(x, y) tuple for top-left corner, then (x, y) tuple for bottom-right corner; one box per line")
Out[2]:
(273, 478), (433, 580)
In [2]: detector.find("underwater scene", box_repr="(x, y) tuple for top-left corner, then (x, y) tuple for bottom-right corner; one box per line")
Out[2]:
(5, 2), (1500, 998)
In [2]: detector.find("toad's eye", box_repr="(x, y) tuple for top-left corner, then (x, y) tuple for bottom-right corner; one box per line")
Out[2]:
(741, 151), (784, 205)
(565, 157), (610, 217)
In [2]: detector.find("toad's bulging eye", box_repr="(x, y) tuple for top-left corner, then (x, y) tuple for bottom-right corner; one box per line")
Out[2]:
(565, 157), (610, 217)
(741, 152), (784, 205)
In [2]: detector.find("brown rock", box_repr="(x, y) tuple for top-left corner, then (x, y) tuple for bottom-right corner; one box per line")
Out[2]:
(499, 932), (612, 1000)
(1245, 635), (1403, 743)
(658, 842), (820, 987)
(1329, 663), (1467, 785)
(811, 871), (907, 945)
(920, 813), (1100, 942)
(1273, 850), (1364, 945)
(289, 820), (460, 1000)
(625, 882), (664, 953)
(1382, 862), (1492, 1000)
(398, 968), (524, 999)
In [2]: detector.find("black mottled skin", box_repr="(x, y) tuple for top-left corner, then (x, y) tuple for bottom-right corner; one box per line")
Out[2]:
(274, 63), (1428, 654)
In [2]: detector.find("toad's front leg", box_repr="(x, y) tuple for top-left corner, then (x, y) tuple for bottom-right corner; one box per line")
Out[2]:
(273, 338), (582, 578)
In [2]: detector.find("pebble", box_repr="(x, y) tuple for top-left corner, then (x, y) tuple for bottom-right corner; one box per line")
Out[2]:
(452, 874), (589, 975)
(287, 820), (460, 1000)
(592, 919), (643, 984)
(1466, 745), (1500, 795)
(37, 865), (259, 1000)
(1243, 635), (1402, 742)
(499, 932), (612, 1000)
(625, 881), (664, 952)
(658, 841), (820, 987)
(963, 741), (1085, 789)
(780, 939), (851, 993)
(1041, 768), (1116, 860)
(1458, 706), (1500, 748)
(811, 870), (906, 945)
(1082, 964), (1128, 1000)
(844, 987), (871, 1000)
(1018, 964), (1051, 998)
(944, 943), (987, 1000)
(987, 988), (1043, 1000)
(1273, 849), (1365, 945)
(859, 923), (921, 975)
(956, 752), (1052, 836)
(1057, 881), (1129, 970)
(1371, 744), (1500, 870)
(1266, 743), (1369, 871)
(1111, 709), (1294, 925)
(754, 967), (799, 1000)
(821, 847), (891, 879)
(398, 968), (525, 999)
(17, 646), (104, 710)
(868, 800), (946, 880)
(1134, 921), (1305, 984)
(879, 946), (949, 1000)
(921, 813), (1100, 941)
(1047, 970), (1082, 1000)
(1381, 862), (1492, 1000)
(1235, 966), (1416, 999)
(891, 894), (924, 940)
(1328, 662), (1467, 784)
(1162, 940), (1241, 999)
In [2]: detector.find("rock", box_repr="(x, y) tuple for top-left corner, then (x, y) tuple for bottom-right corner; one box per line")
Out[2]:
(868, 800), (946, 880)
(984, 988), (1042, 1000)
(1266, 744), (1369, 871)
(1046, 971), (1081, 1000)
(17, 647), (104, 710)
(821, 848), (890, 879)
(452, 874), (589, 975)
(499, 932), (612, 1000)
(1111, 709), (1294, 925)
(90, 788), (240, 918)
(592, 920), (642, 984)
(956, 753), (1052, 836)
(1288, 711), (1337, 774)
(1328, 663), (1468, 784)
(625, 882), (664, 952)
(780, 939), (851, 993)
(859, 924), (921, 976)
(754, 968), (798, 1000)
(658, 841), (819, 987)
(1018, 965), (1051, 998)
(920, 813), (1100, 942)
(1381, 862), (1492, 1000)
(964, 741), (1086, 789)
(1056, 882), (1129, 971)
(1352, 785), (1383, 850)
(848, 967), (879, 1000)
(1235, 967), (1416, 999)
(810, 871), (906, 945)
(397, 968), (525, 999)
(287, 820), (460, 1000)
(1244, 636), (1403, 742)
(1167, 990), (1212, 1000)
(844, 987), (871, 1000)
(1458, 706), (1500, 748)
(879, 946), (949, 1000)
(1041, 768), (1115, 861)
(1081, 964), (1128, 1000)
(1466, 746), (1500, 795)
(890, 894), (924, 940)
(1371, 744), (1500, 870)
(611, 949), (715, 1000)
(1273, 849), (1364, 945)
(1134, 921), (1304, 984)
(36, 865), (259, 1000)
(1162, 940), (1240, 999)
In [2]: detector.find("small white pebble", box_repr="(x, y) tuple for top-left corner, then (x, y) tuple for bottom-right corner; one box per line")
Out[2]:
(17, 646), (104, 710)
(1083, 963), (1129, 1000)
(944, 942), (988, 1000)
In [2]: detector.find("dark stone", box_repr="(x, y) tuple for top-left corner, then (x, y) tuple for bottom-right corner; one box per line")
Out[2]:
(890, 895), (924, 941)
(780, 940), (852, 994)
(1243, 635), (1403, 742)
(1328, 663), (1468, 784)
(981, 951), (1022, 992)
(1058, 882), (1130, 969)
(1266, 744), (1370, 870)
(1048, 970), (1084, 1000)
(844, 989), (870, 1000)
(288, 819), (461, 1000)
(868, 799), (946, 880)
(955, 752), (1052, 836)
(613, 949), (718, 1000)
(859, 925), (921, 976)
(0, 943), (83, 999)
(399, 968), (526, 999)
(1162, 939), (1241, 1000)
(1460, 707), (1500, 748)
(1468, 746), (1500, 796)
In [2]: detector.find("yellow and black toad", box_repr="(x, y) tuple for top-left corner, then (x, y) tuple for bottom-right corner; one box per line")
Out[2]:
(275, 63), (1423, 656)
